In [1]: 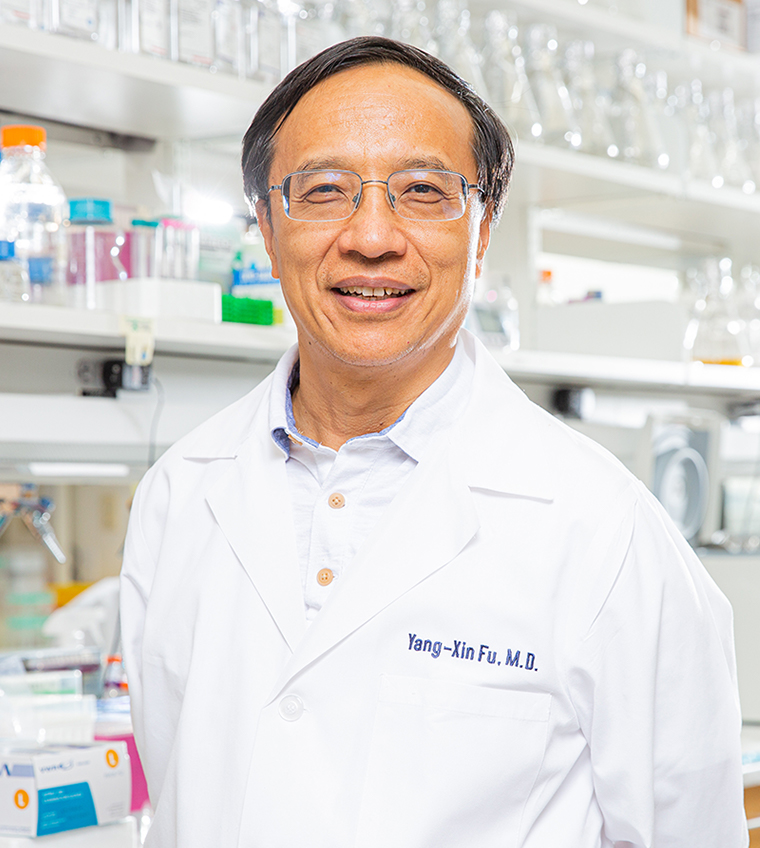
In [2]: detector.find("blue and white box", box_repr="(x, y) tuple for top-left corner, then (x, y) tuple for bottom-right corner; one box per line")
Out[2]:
(0, 742), (131, 838)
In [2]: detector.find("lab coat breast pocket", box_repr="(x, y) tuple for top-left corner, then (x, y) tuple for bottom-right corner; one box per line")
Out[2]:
(356, 674), (551, 848)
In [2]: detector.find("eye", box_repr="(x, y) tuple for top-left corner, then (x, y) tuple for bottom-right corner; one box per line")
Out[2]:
(303, 183), (346, 202)
(402, 182), (445, 201)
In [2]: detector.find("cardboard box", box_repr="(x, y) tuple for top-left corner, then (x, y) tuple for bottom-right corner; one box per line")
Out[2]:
(0, 742), (131, 838)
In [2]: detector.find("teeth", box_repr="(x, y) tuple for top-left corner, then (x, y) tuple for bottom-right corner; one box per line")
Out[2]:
(338, 285), (406, 297)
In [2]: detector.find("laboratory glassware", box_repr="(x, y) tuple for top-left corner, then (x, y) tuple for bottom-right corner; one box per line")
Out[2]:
(481, 12), (541, 143)
(0, 240), (31, 303)
(432, 0), (488, 98)
(67, 197), (128, 309)
(564, 39), (617, 159)
(708, 87), (755, 193)
(523, 24), (580, 149)
(685, 257), (749, 365)
(607, 50), (668, 168)
(0, 125), (67, 305)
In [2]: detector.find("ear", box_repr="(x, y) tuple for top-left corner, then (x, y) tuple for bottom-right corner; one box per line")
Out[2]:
(474, 205), (493, 279)
(254, 199), (280, 280)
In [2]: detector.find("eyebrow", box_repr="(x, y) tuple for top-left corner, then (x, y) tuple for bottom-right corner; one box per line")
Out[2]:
(295, 155), (455, 174)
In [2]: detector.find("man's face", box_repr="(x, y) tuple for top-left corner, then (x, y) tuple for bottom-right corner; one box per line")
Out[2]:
(256, 63), (492, 370)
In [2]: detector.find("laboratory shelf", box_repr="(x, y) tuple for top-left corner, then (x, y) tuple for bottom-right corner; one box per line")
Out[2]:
(4, 303), (760, 397)
(496, 348), (760, 398)
(511, 142), (760, 254)
(0, 23), (269, 139)
(0, 302), (294, 362)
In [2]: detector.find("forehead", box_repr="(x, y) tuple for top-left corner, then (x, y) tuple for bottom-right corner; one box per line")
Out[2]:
(271, 63), (477, 177)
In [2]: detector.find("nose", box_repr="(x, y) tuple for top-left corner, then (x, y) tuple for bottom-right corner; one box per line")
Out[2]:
(335, 182), (407, 260)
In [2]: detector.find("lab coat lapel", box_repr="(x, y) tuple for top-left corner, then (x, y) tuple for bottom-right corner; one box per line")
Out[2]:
(270, 441), (478, 695)
(205, 428), (306, 653)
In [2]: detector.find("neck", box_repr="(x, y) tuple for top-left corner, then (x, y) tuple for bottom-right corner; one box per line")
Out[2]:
(291, 340), (457, 450)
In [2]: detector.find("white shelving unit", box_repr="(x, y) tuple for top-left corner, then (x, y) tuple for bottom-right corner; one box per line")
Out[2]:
(2, 9), (760, 463)
(0, 23), (269, 139)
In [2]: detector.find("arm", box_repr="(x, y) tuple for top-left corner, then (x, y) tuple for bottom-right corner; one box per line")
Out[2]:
(570, 485), (748, 847)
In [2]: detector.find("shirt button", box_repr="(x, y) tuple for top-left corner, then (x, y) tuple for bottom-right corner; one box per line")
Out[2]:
(278, 695), (304, 721)
(328, 492), (346, 509)
(317, 568), (334, 586)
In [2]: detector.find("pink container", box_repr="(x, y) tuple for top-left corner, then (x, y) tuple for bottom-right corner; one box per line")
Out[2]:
(95, 728), (150, 812)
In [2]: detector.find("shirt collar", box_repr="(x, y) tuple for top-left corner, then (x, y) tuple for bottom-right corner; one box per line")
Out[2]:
(269, 336), (474, 462)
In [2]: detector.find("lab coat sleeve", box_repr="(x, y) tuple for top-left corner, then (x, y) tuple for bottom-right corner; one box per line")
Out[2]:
(567, 483), (748, 848)
(120, 469), (162, 803)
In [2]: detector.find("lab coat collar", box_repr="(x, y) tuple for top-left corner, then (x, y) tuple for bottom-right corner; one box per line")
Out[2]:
(452, 331), (556, 503)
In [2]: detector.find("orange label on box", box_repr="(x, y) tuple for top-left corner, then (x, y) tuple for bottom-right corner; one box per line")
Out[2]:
(14, 790), (28, 810)
(105, 749), (119, 768)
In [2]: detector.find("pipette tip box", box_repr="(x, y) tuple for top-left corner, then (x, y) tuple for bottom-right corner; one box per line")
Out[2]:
(0, 742), (131, 838)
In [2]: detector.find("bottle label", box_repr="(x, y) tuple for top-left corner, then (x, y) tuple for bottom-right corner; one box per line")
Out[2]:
(178, 0), (214, 65)
(139, 0), (169, 56)
(27, 257), (54, 285)
(58, 0), (97, 33)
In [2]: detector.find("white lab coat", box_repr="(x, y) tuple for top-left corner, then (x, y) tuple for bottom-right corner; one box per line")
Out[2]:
(121, 331), (748, 848)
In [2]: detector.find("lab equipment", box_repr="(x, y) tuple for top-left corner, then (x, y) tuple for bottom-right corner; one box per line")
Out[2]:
(0, 0), (41, 27)
(0, 484), (66, 565)
(0, 125), (67, 305)
(176, 0), (215, 67)
(0, 241), (31, 303)
(130, 218), (161, 278)
(160, 217), (200, 279)
(685, 257), (749, 365)
(67, 198), (128, 309)
(0, 741), (130, 838)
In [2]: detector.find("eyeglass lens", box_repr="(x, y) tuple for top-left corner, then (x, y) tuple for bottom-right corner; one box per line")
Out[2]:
(281, 170), (470, 221)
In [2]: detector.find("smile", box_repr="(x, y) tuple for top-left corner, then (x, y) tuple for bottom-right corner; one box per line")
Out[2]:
(335, 285), (409, 299)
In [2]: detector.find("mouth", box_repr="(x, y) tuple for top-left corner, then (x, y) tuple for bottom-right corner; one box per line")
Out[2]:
(333, 284), (411, 300)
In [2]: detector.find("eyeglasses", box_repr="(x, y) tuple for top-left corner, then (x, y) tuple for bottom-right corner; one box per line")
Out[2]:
(268, 169), (484, 222)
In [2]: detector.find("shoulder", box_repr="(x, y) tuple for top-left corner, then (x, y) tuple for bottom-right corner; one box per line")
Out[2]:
(459, 332), (637, 508)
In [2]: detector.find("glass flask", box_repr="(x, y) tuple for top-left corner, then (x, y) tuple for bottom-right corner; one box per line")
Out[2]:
(680, 79), (721, 185)
(607, 50), (668, 168)
(564, 40), (617, 159)
(685, 257), (750, 366)
(708, 87), (755, 193)
(523, 24), (580, 149)
(739, 264), (760, 363)
(432, 0), (488, 97)
(481, 12), (542, 143)
(389, 0), (434, 53)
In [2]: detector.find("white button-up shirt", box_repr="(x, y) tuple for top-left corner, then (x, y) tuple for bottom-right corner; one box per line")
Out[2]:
(269, 341), (474, 620)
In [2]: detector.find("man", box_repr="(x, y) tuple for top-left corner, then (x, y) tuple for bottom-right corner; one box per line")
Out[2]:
(121, 36), (748, 847)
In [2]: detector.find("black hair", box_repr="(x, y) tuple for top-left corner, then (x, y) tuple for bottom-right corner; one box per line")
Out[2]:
(241, 36), (513, 222)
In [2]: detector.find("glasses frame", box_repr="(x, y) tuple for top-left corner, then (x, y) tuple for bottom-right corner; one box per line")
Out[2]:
(268, 168), (485, 222)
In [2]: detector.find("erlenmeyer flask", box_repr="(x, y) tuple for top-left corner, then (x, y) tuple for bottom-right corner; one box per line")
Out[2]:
(564, 39), (617, 158)
(481, 11), (542, 143)
(681, 79), (722, 185)
(433, 0), (489, 98)
(687, 257), (749, 366)
(607, 50), (668, 168)
(524, 24), (580, 149)
(708, 87), (755, 193)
